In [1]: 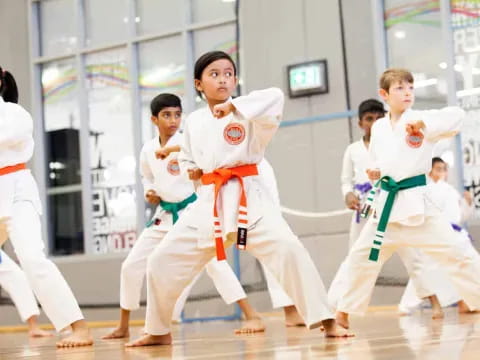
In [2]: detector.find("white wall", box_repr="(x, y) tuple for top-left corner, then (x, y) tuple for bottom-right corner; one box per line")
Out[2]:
(0, 0), (31, 111)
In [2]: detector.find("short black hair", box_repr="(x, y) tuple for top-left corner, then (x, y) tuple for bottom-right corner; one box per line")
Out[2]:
(432, 157), (446, 167)
(358, 99), (385, 120)
(194, 51), (237, 97)
(150, 93), (182, 117)
(0, 66), (19, 103)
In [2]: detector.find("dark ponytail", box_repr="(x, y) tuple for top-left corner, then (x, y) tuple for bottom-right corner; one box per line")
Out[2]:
(0, 66), (19, 104)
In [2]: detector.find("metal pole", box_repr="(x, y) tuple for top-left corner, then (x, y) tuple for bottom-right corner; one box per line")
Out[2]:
(184, 0), (196, 113)
(28, 1), (50, 252)
(371, 0), (388, 77)
(126, 0), (146, 235)
(440, 0), (465, 193)
(76, 0), (94, 254)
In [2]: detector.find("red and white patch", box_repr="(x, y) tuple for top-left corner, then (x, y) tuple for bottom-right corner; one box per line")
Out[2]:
(167, 159), (180, 176)
(406, 131), (424, 148)
(223, 123), (246, 145)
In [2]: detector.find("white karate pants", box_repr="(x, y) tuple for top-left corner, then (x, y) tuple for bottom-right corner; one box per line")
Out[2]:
(336, 216), (480, 314)
(5, 201), (83, 331)
(398, 228), (480, 313)
(120, 226), (247, 321)
(0, 249), (39, 322)
(144, 206), (333, 335)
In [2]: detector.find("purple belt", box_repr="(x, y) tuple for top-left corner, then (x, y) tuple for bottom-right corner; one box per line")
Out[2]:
(451, 223), (473, 241)
(451, 223), (462, 232)
(354, 182), (373, 223)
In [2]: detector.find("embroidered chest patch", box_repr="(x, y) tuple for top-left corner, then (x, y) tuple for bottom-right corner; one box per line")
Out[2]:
(167, 159), (180, 176)
(223, 123), (246, 145)
(406, 131), (424, 148)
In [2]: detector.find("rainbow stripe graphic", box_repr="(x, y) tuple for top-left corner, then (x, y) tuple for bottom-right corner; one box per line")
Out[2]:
(385, 0), (480, 30)
(42, 40), (238, 104)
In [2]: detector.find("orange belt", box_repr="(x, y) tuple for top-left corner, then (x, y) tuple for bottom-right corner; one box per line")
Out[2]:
(201, 164), (259, 261)
(0, 163), (26, 176)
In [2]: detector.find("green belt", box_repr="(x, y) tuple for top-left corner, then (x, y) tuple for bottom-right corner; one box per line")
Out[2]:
(146, 193), (197, 227)
(368, 174), (426, 262)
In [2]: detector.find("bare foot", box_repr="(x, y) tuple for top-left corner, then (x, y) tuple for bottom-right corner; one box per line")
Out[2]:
(234, 317), (266, 334)
(56, 329), (93, 348)
(432, 308), (445, 319)
(429, 295), (444, 320)
(102, 327), (130, 339)
(26, 316), (53, 338)
(335, 311), (349, 329)
(284, 305), (306, 327)
(322, 319), (354, 338)
(458, 300), (480, 314)
(29, 327), (54, 338)
(125, 333), (172, 347)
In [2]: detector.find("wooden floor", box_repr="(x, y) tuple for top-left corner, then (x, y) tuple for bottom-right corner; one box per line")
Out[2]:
(1, 307), (480, 359)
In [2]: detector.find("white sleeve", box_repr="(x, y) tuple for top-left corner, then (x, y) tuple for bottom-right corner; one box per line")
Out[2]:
(418, 107), (465, 142)
(178, 119), (198, 177)
(231, 88), (284, 148)
(139, 146), (155, 196)
(0, 105), (33, 149)
(341, 145), (354, 197)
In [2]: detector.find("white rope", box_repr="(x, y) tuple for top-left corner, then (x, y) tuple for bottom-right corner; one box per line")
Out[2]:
(280, 206), (352, 218)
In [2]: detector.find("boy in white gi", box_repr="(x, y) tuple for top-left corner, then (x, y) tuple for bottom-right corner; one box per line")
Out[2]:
(0, 66), (92, 347)
(126, 51), (352, 347)
(335, 68), (480, 329)
(330, 99), (447, 319)
(398, 157), (480, 315)
(342, 99), (386, 246)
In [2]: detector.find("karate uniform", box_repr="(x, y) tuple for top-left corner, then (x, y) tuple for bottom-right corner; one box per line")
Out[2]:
(144, 88), (333, 336)
(121, 132), (247, 320)
(0, 97), (83, 331)
(336, 107), (480, 315)
(330, 138), (448, 309)
(0, 250), (40, 322)
(340, 140), (371, 246)
(398, 179), (479, 312)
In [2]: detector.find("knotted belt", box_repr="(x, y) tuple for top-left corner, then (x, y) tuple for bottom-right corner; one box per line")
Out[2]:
(360, 174), (427, 261)
(146, 193), (197, 227)
(0, 163), (26, 176)
(201, 164), (258, 261)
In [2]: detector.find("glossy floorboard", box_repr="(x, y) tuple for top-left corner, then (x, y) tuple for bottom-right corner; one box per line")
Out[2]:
(1, 307), (479, 359)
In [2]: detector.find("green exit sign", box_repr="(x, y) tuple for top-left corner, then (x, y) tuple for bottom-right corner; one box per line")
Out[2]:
(287, 60), (328, 98)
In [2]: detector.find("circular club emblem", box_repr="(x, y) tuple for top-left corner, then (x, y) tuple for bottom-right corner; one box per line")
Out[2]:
(167, 159), (180, 176)
(406, 131), (424, 148)
(223, 123), (246, 145)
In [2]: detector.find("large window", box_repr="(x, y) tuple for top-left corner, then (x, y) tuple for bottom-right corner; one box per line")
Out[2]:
(30, 0), (238, 256)
(84, 0), (129, 47)
(383, 0), (480, 220)
(85, 48), (137, 254)
(384, 0), (448, 108)
(40, 0), (77, 57)
(136, 0), (185, 35)
(42, 59), (83, 255)
(139, 36), (185, 143)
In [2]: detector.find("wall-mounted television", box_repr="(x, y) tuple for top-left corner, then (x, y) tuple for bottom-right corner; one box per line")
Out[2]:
(287, 59), (328, 98)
